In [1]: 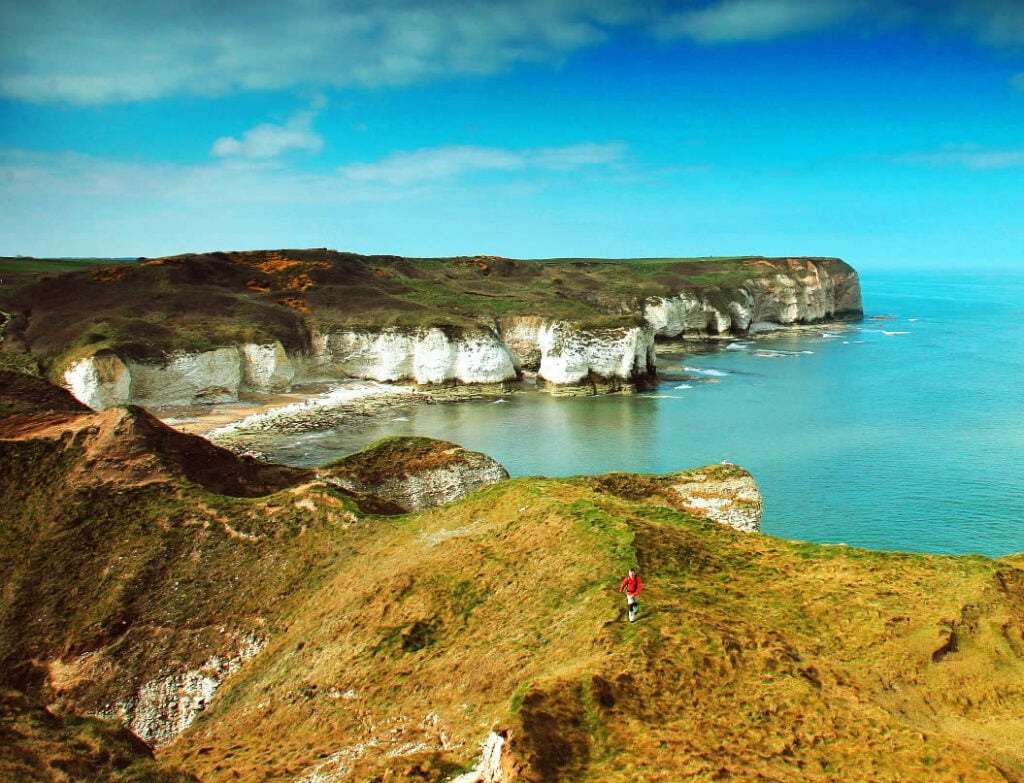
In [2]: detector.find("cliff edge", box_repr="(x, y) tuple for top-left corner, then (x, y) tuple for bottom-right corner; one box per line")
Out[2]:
(0, 251), (862, 407)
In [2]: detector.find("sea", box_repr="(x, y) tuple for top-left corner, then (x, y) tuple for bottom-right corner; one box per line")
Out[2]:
(255, 269), (1024, 558)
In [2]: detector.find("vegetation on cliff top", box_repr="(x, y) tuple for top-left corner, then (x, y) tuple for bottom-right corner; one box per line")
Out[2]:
(0, 250), (860, 379)
(1, 377), (1022, 782)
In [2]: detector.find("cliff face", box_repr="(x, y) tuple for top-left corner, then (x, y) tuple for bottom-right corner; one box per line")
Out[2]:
(312, 326), (517, 386)
(64, 342), (296, 410)
(40, 253), (861, 408)
(643, 258), (862, 337)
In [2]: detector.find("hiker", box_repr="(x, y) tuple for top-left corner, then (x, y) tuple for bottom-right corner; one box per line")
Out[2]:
(619, 568), (643, 622)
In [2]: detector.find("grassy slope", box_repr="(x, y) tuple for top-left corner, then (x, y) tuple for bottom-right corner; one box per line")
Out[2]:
(0, 689), (198, 783)
(0, 250), (858, 379)
(162, 477), (1024, 783)
(4, 378), (1018, 783)
(2, 425), (1022, 780)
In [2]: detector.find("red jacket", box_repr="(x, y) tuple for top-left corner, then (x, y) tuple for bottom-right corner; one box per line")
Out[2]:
(619, 574), (642, 597)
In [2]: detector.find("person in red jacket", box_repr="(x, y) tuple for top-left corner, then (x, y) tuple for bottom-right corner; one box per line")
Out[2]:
(619, 568), (642, 622)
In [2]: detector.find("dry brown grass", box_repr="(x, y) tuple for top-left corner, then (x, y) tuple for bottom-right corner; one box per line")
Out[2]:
(3, 377), (1019, 783)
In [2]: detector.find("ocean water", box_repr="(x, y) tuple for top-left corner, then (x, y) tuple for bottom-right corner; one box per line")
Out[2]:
(261, 270), (1024, 557)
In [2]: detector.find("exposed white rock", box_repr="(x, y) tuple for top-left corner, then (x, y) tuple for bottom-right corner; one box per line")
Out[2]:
(499, 315), (545, 370)
(64, 344), (295, 409)
(128, 347), (242, 407)
(98, 633), (267, 746)
(537, 322), (655, 389)
(451, 731), (507, 783)
(667, 465), (763, 532)
(321, 443), (510, 512)
(643, 261), (860, 338)
(241, 341), (295, 391)
(643, 292), (744, 337)
(314, 327), (517, 386)
(59, 261), (862, 407)
(371, 461), (509, 511)
(63, 353), (132, 410)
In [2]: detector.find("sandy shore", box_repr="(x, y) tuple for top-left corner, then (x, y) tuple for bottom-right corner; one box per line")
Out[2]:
(156, 379), (515, 458)
(157, 380), (426, 438)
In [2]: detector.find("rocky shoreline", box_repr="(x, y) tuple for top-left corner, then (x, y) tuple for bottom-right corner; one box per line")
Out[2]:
(161, 321), (860, 461)
(162, 379), (516, 459)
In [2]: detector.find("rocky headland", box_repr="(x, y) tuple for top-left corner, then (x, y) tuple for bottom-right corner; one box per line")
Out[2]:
(2, 372), (1024, 782)
(0, 251), (862, 409)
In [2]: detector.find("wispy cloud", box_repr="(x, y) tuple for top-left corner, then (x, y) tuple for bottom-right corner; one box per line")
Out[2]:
(0, 138), (632, 256)
(341, 142), (626, 185)
(888, 143), (1024, 170)
(212, 105), (324, 159)
(0, 138), (628, 205)
(0, 0), (637, 105)
(942, 0), (1024, 48)
(1012, 72), (1024, 91)
(655, 0), (859, 43)
(4, 0), (1024, 105)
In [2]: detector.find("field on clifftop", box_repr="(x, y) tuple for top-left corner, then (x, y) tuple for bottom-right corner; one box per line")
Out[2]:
(0, 250), (858, 379)
(1, 372), (1024, 782)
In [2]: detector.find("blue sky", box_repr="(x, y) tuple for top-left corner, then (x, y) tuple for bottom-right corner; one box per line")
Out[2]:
(2, 0), (1024, 270)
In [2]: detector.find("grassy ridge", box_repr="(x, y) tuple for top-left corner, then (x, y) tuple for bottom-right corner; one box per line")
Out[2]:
(1, 375), (1021, 781)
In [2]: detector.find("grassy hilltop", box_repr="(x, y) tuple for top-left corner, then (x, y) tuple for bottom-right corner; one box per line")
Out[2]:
(0, 250), (860, 378)
(1, 373), (1023, 782)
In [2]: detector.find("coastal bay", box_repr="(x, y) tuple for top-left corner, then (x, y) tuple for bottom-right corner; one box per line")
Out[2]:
(166, 269), (1024, 558)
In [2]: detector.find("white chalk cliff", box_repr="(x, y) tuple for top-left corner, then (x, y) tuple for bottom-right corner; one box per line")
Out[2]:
(643, 260), (860, 337)
(312, 326), (516, 386)
(64, 341), (296, 410)
(62, 261), (861, 408)
(535, 321), (655, 392)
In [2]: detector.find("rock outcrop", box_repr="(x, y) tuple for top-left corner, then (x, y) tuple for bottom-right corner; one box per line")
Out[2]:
(94, 633), (268, 746)
(593, 463), (763, 532)
(536, 322), (656, 394)
(318, 436), (510, 512)
(664, 464), (763, 532)
(0, 689), (199, 782)
(643, 258), (862, 337)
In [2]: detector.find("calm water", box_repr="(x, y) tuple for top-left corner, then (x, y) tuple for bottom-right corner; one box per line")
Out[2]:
(262, 270), (1024, 557)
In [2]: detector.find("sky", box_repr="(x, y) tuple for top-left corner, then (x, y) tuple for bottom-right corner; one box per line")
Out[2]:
(1, 0), (1024, 271)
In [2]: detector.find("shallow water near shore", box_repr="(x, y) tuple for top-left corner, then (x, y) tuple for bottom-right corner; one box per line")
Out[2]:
(206, 269), (1024, 557)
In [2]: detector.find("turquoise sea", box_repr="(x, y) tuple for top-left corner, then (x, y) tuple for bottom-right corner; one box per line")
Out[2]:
(263, 270), (1024, 557)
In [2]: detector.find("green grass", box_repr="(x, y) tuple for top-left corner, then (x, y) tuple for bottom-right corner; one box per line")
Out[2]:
(0, 256), (136, 276)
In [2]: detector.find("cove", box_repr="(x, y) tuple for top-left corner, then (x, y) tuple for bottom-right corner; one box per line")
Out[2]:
(251, 269), (1024, 558)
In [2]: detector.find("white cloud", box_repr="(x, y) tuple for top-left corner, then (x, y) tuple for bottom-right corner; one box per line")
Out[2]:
(4, 0), (1024, 106)
(0, 138), (631, 256)
(889, 143), (1024, 170)
(655, 0), (859, 43)
(652, 0), (1024, 47)
(0, 0), (639, 105)
(942, 0), (1024, 48)
(341, 141), (625, 185)
(212, 107), (323, 159)
(343, 146), (523, 185)
(0, 139), (627, 206)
